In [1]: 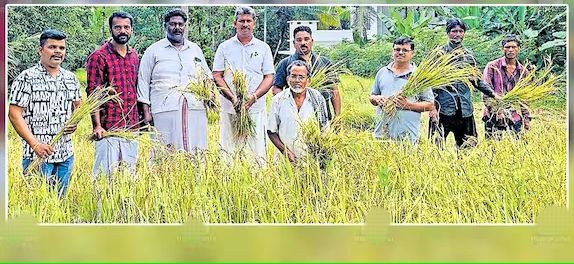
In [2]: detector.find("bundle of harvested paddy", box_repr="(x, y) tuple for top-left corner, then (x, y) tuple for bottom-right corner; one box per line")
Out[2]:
(488, 62), (558, 112)
(380, 47), (481, 118)
(230, 70), (255, 140)
(172, 67), (218, 111)
(308, 58), (349, 93)
(25, 86), (121, 175)
(97, 124), (162, 150)
(299, 116), (343, 168)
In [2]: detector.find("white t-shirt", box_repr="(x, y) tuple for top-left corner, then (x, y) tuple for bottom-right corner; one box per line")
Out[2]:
(213, 35), (275, 114)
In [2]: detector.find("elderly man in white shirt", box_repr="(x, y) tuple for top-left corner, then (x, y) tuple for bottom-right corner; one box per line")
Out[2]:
(138, 9), (213, 152)
(267, 60), (329, 162)
(212, 6), (275, 164)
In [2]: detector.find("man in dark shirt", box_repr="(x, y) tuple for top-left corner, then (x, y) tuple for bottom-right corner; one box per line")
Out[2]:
(428, 18), (501, 149)
(271, 25), (341, 120)
(86, 11), (140, 178)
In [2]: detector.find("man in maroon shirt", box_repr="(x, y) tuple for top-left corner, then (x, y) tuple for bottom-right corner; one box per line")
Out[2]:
(482, 34), (530, 139)
(86, 11), (140, 178)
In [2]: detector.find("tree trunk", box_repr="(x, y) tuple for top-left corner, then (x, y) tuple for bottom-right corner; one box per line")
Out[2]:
(181, 5), (189, 39)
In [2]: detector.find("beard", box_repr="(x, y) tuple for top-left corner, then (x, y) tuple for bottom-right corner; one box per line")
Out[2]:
(167, 31), (184, 44)
(112, 34), (130, 44)
(289, 84), (305, 94)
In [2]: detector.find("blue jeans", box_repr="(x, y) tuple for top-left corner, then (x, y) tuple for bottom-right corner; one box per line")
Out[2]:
(23, 155), (74, 197)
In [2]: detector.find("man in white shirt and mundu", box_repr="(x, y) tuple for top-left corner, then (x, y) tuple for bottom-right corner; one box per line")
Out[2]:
(212, 6), (275, 164)
(137, 8), (212, 152)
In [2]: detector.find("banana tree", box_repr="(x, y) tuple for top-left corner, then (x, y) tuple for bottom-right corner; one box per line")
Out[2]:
(379, 7), (432, 39)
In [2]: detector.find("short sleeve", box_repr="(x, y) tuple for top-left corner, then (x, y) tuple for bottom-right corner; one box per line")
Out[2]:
(9, 72), (32, 108)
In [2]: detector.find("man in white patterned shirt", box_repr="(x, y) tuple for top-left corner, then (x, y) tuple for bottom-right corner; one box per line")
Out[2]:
(9, 29), (81, 197)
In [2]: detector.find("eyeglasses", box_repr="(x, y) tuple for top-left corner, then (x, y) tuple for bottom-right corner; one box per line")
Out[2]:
(288, 74), (308, 81)
(393, 48), (412, 53)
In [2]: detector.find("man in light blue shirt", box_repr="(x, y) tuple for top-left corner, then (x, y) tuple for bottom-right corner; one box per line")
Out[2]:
(369, 37), (434, 144)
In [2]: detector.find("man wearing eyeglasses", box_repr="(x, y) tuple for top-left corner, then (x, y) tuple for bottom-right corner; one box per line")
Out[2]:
(137, 8), (213, 153)
(428, 18), (501, 149)
(369, 37), (433, 144)
(268, 60), (329, 162)
(271, 25), (341, 121)
(482, 34), (530, 140)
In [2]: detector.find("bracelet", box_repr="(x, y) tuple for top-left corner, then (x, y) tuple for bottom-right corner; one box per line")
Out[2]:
(251, 94), (257, 101)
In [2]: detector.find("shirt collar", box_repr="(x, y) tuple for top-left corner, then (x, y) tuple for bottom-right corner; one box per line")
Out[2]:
(105, 40), (134, 55)
(385, 62), (416, 77)
(283, 87), (313, 104)
(498, 56), (524, 71)
(233, 34), (255, 46)
(36, 62), (62, 78)
(162, 38), (191, 50)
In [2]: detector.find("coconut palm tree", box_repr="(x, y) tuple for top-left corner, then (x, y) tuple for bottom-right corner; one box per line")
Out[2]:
(351, 6), (378, 44)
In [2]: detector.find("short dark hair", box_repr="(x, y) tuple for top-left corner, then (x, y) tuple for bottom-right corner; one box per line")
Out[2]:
(108, 11), (134, 29)
(293, 25), (312, 38)
(501, 34), (521, 47)
(446, 18), (467, 33)
(164, 8), (187, 24)
(393, 37), (414, 50)
(287, 60), (311, 77)
(39, 29), (67, 47)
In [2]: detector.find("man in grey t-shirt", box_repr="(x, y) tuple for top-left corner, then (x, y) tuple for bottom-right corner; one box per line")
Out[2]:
(369, 37), (433, 144)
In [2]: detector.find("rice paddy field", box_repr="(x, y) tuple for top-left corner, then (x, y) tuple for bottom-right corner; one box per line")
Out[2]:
(7, 74), (567, 224)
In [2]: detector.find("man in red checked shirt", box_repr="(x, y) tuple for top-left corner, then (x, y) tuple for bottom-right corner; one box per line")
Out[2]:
(86, 11), (141, 178)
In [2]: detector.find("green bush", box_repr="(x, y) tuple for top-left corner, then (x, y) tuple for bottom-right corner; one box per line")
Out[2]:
(317, 40), (392, 78)
(317, 27), (504, 78)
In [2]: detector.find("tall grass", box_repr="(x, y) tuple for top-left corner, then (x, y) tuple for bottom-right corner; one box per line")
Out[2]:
(7, 74), (566, 224)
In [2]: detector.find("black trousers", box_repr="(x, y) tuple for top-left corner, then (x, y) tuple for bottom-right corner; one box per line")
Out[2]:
(429, 107), (477, 149)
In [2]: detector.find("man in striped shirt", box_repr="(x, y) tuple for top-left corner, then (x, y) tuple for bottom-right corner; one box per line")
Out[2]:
(86, 11), (140, 178)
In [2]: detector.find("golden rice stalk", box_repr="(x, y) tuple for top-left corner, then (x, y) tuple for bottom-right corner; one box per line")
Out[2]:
(308, 58), (349, 93)
(489, 62), (558, 112)
(171, 67), (219, 111)
(25, 86), (121, 175)
(299, 116), (342, 167)
(381, 47), (481, 118)
(231, 70), (255, 139)
(95, 124), (162, 150)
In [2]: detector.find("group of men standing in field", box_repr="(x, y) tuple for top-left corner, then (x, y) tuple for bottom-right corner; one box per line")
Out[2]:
(9, 7), (531, 197)
(369, 18), (528, 148)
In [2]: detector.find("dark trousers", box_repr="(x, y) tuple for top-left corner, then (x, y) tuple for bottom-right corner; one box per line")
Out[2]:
(429, 108), (477, 149)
